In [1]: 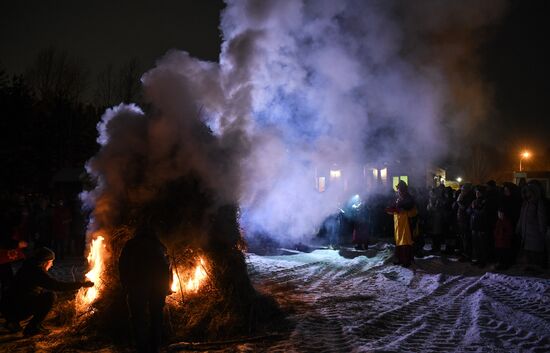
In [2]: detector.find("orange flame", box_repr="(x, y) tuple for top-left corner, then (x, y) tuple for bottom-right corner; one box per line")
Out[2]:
(171, 270), (180, 293)
(77, 235), (106, 309)
(171, 257), (208, 296)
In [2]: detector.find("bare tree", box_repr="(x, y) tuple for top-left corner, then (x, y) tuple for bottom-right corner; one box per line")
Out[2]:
(464, 143), (503, 184)
(94, 58), (141, 107)
(25, 47), (89, 102)
(94, 64), (117, 107)
(117, 58), (141, 104)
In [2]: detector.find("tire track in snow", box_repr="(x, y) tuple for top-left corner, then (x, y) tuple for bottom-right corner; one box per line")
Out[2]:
(356, 274), (485, 352)
(246, 251), (550, 352)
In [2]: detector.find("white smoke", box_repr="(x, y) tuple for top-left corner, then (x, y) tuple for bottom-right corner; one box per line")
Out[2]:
(83, 0), (507, 244)
(222, 0), (507, 242)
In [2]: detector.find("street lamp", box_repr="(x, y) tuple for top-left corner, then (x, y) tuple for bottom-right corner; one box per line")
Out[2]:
(519, 151), (530, 172)
(456, 177), (463, 183)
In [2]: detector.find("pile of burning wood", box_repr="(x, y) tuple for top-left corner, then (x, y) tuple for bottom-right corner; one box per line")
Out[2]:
(52, 178), (283, 350)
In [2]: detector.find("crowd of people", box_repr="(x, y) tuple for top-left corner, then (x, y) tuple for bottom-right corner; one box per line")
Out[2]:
(1, 178), (549, 345)
(348, 178), (550, 272)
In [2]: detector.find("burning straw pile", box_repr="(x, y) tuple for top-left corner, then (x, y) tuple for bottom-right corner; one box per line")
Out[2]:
(55, 44), (286, 346)
(68, 177), (281, 347)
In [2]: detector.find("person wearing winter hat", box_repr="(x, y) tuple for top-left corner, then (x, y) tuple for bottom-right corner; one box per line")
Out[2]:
(469, 185), (489, 268)
(386, 180), (418, 267)
(0, 247), (93, 336)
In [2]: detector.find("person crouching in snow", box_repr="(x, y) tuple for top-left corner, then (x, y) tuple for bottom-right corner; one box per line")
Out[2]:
(0, 247), (93, 336)
(386, 181), (417, 267)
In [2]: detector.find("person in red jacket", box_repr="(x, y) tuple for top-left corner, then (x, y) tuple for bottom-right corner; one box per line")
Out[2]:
(494, 208), (514, 270)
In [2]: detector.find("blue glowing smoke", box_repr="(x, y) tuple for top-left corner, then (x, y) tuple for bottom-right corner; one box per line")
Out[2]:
(83, 0), (507, 245)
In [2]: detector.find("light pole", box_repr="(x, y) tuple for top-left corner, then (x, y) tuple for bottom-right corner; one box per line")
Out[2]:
(519, 151), (530, 172)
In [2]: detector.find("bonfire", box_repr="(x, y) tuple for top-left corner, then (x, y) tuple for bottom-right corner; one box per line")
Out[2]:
(76, 234), (210, 313)
(50, 177), (283, 353)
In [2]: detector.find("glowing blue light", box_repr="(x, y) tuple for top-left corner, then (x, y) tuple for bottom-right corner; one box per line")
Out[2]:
(350, 194), (362, 209)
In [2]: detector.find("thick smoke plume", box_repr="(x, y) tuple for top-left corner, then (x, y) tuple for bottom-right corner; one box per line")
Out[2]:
(82, 50), (251, 236)
(83, 0), (507, 246)
(224, 0), (507, 242)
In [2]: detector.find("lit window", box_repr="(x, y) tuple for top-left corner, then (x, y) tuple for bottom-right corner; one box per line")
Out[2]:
(393, 175), (409, 191)
(318, 177), (326, 192)
(380, 168), (388, 184)
(393, 176), (399, 190)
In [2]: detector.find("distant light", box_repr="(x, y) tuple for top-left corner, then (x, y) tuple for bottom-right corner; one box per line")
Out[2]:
(521, 151), (530, 159)
(318, 177), (326, 192)
(350, 194), (362, 209)
(380, 168), (388, 183)
(330, 169), (341, 179)
(456, 177), (462, 183)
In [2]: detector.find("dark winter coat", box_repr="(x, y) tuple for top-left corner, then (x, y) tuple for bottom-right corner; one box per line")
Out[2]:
(118, 230), (171, 296)
(517, 184), (547, 252)
(352, 222), (369, 244)
(499, 195), (521, 228)
(455, 190), (475, 228)
(2, 259), (84, 305)
(468, 197), (488, 233)
(484, 187), (499, 232)
(494, 218), (513, 249)
(427, 189), (446, 235)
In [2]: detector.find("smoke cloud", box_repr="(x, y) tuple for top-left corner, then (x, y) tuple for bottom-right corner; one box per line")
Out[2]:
(83, 0), (508, 245)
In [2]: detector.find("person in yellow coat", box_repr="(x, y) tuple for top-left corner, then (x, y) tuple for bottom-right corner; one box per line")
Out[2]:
(386, 181), (417, 267)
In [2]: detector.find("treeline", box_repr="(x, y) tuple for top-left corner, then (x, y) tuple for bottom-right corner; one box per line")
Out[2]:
(0, 47), (142, 191)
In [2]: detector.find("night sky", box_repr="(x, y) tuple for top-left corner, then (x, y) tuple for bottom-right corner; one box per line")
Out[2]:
(1, 0), (549, 161)
(482, 0), (550, 156)
(0, 0), (225, 72)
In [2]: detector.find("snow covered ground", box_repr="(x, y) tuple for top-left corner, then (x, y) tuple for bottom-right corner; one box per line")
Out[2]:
(1, 246), (549, 352)
(244, 245), (550, 353)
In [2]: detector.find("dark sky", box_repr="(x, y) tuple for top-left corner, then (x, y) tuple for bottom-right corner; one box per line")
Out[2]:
(482, 0), (550, 155)
(0, 0), (225, 73)
(1, 0), (548, 155)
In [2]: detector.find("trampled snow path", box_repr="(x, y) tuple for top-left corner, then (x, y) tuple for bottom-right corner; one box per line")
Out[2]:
(1, 250), (549, 352)
(246, 248), (550, 353)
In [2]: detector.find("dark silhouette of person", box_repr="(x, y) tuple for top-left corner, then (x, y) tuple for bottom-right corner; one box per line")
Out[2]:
(0, 247), (93, 336)
(119, 222), (171, 353)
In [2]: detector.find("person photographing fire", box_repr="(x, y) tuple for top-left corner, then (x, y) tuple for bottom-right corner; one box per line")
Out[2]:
(0, 247), (94, 336)
(119, 218), (171, 353)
